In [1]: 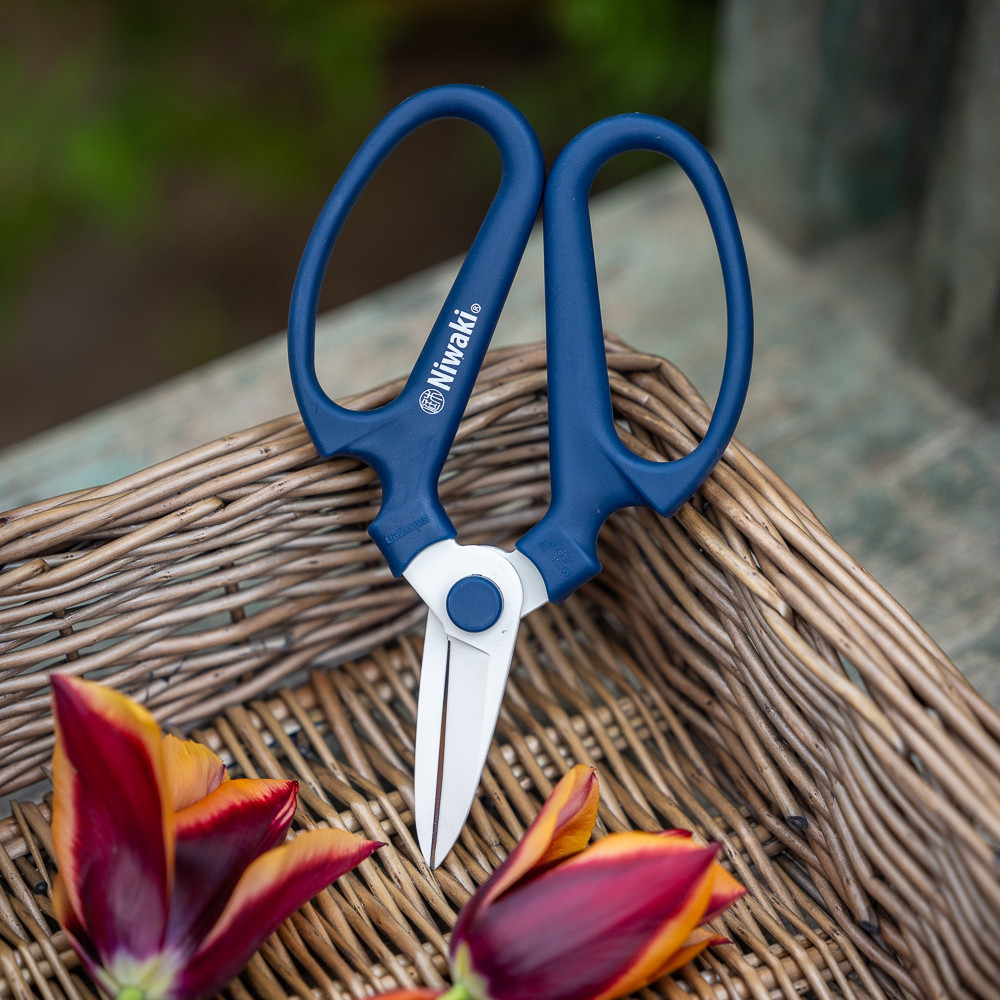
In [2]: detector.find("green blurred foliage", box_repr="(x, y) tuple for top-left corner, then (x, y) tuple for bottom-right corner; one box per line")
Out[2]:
(542, 0), (716, 148)
(0, 0), (391, 351)
(0, 0), (716, 366)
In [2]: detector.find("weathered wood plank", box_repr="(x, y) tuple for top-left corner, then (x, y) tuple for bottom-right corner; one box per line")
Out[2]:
(905, 0), (1000, 414)
(714, 0), (959, 248)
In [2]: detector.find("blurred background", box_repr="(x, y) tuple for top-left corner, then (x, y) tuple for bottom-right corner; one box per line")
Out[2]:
(1, 0), (718, 449)
(2, 0), (996, 450)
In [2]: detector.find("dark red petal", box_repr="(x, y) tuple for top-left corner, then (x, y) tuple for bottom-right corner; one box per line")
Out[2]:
(165, 778), (298, 954)
(651, 831), (746, 926)
(51, 874), (107, 987)
(175, 830), (380, 998)
(453, 766), (598, 950)
(701, 863), (746, 924)
(461, 841), (718, 1000)
(51, 676), (171, 963)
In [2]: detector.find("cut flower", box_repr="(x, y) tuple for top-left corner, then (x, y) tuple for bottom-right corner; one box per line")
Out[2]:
(50, 675), (380, 1000)
(384, 765), (743, 1000)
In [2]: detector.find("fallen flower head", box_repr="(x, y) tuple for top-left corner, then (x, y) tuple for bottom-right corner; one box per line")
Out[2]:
(382, 765), (744, 1000)
(50, 675), (381, 1000)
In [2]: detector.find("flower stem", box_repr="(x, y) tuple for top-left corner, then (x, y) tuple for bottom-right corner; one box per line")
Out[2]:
(117, 988), (145, 1000)
(439, 984), (475, 1000)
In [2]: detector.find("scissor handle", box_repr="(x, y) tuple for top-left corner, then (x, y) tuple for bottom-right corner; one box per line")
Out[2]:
(288, 85), (544, 576)
(516, 115), (753, 603)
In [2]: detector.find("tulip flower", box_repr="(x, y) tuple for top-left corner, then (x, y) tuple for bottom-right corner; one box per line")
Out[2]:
(49, 675), (381, 1000)
(382, 766), (744, 1000)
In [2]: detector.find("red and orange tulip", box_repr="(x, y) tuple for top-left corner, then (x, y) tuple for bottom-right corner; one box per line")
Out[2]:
(385, 765), (744, 1000)
(50, 675), (380, 1000)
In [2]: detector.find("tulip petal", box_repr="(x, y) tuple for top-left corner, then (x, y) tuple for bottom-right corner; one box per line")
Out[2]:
(166, 778), (298, 954)
(452, 765), (598, 955)
(161, 733), (229, 811)
(466, 766), (596, 917)
(52, 873), (107, 988)
(491, 764), (599, 898)
(586, 835), (723, 1000)
(51, 675), (172, 964)
(531, 765), (600, 872)
(655, 926), (729, 978)
(176, 828), (381, 998)
(703, 864), (746, 924)
(462, 832), (718, 1000)
(652, 831), (746, 925)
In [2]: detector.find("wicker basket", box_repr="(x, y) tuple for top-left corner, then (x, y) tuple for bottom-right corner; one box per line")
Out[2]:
(1, 339), (998, 1000)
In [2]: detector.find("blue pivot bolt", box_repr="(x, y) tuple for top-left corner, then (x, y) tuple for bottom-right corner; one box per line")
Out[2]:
(446, 576), (503, 633)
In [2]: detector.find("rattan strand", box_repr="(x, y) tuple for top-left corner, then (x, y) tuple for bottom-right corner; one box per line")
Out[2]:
(1, 339), (998, 1000)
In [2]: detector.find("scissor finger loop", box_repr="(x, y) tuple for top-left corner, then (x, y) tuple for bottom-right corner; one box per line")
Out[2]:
(288, 84), (752, 869)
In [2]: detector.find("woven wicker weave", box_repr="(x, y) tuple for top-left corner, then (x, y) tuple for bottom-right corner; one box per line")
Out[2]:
(1, 339), (998, 1000)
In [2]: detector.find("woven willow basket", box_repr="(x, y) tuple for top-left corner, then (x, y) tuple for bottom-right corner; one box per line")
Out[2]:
(1, 339), (998, 1000)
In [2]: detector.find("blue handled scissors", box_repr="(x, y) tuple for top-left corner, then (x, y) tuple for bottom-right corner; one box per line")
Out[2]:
(289, 84), (752, 868)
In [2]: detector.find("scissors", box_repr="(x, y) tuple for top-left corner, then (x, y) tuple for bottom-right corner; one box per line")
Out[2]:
(288, 84), (752, 868)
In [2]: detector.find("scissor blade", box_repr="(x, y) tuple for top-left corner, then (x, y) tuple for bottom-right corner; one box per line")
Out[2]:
(414, 612), (511, 867)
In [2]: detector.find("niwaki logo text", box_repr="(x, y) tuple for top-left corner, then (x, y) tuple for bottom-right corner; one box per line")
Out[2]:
(426, 306), (480, 393)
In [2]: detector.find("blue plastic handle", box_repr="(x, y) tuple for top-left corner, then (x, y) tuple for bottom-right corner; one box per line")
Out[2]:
(288, 85), (544, 576)
(517, 115), (753, 603)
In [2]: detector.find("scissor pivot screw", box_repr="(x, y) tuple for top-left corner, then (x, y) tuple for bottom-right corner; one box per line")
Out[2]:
(446, 576), (503, 633)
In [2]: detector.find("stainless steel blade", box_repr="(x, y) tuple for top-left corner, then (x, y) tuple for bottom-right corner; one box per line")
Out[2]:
(414, 612), (514, 867)
(413, 610), (449, 862)
(406, 539), (546, 868)
(434, 638), (492, 866)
